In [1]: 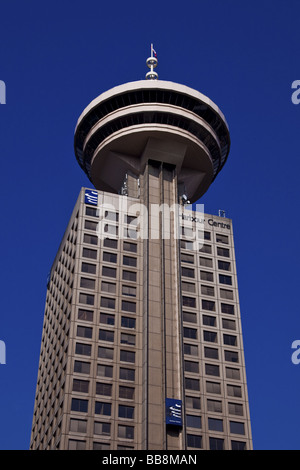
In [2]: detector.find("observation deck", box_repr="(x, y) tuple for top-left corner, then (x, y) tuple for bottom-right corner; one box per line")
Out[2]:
(74, 79), (230, 203)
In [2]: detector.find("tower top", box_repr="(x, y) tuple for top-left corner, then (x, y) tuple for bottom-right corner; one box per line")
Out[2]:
(145, 44), (158, 80)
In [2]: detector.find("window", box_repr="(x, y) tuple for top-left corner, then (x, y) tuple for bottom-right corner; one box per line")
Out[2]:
(122, 285), (136, 297)
(104, 224), (118, 236)
(120, 350), (135, 363)
(121, 316), (136, 329)
(231, 441), (246, 450)
(221, 303), (235, 315)
(208, 417), (223, 432)
(100, 313), (115, 326)
(82, 247), (97, 259)
(94, 422), (111, 436)
(216, 233), (229, 244)
(217, 247), (230, 258)
(123, 255), (137, 267)
(122, 270), (137, 282)
(78, 309), (94, 322)
(83, 233), (98, 245)
(224, 351), (239, 363)
(225, 367), (240, 380)
(201, 285), (214, 296)
(200, 271), (214, 282)
(119, 405), (134, 419)
(223, 334), (237, 346)
(184, 360), (199, 373)
(79, 293), (94, 305)
(105, 211), (119, 222)
(74, 360), (90, 374)
(119, 368), (135, 381)
(207, 399), (222, 413)
(228, 403), (244, 416)
(75, 343), (91, 356)
(199, 244), (211, 254)
(81, 262), (96, 274)
(98, 346), (114, 360)
(184, 344), (198, 356)
(182, 296), (196, 308)
(70, 418), (87, 433)
(202, 300), (215, 312)
(104, 238), (118, 249)
(182, 281), (196, 293)
(124, 214), (137, 225)
(123, 241), (137, 253)
(85, 206), (98, 217)
(71, 398), (88, 413)
(205, 364), (220, 377)
(200, 256), (213, 268)
(102, 266), (117, 278)
(180, 240), (195, 250)
(209, 437), (224, 450)
(103, 252), (117, 263)
(101, 297), (116, 309)
(96, 382), (112, 397)
(95, 402), (111, 416)
(101, 281), (116, 294)
(222, 319), (236, 330)
(203, 331), (217, 343)
(181, 253), (194, 264)
(72, 379), (89, 393)
(121, 333), (136, 345)
(187, 434), (202, 449)
(220, 288), (234, 300)
(186, 396), (201, 410)
(186, 415), (201, 429)
(118, 425), (134, 440)
(84, 220), (98, 231)
(183, 311), (197, 323)
(185, 377), (200, 391)
(97, 364), (113, 378)
(227, 384), (242, 397)
(119, 386), (135, 400)
(230, 421), (245, 435)
(204, 347), (219, 359)
(80, 277), (95, 290)
(122, 300), (136, 313)
(219, 274), (232, 285)
(202, 315), (216, 326)
(218, 260), (231, 271)
(182, 267), (195, 278)
(77, 325), (92, 339)
(68, 439), (86, 450)
(206, 381), (221, 394)
(184, 327), (197, 339)
(99, 329), (114, 342)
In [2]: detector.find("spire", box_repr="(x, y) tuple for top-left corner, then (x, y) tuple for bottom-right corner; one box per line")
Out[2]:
(145, 44), (158, 80)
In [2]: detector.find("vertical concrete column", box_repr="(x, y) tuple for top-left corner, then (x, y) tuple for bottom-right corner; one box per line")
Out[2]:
(141, 160), (183, 450)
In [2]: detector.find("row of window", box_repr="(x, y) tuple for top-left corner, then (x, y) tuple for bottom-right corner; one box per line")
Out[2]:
(185, 395), (244, 416)
(78, 292), (136, 312)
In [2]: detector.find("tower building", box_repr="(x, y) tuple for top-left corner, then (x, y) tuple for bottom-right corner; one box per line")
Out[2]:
(30, 48), (252, 450)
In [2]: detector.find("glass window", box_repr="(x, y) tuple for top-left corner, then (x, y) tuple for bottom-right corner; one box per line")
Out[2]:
(184, 343), (198, 356)
(180, 240), (195, 250)
(118, 425), (134, 440)
(121, 316), (136, 329)
(185, 377), (200, 391)
(120, 350), (135, 363)
(203, 331), (217, 343)
(222, 319), (236, 330)
(225, 367), (240, 380)
(209, 437), (224, 450)
(122, 270), (137, 282)
(187, 434), (202, 449)
(199, 244), (211, 254)
(105, 211), (119, 222)
(98, 346), (113, 360)
(121, 333), (136, 345)
(123, 241), (137, 253)
(119, 368), (135, 381)
(122, 300), (136, 313)
(181, 253), (194, 264)
(219, 274), (232, 285)
(104, 238), (118, 249)
(74, 360), (90, 374)
(72, 379), (89, 393)
(184, 360), (199, 373)
(201, 285), (215, 296)
(119, 386), (135, 400)
(182, 296), (196, 308)
(79, 293), (94, 305)
(80, 277), (95, 290)
(216, 234), (229, 244)
(101, 281), (116, 294)
(123, 255), (137, 267)
(207, 399), (222, 413)
(81, 262), (96, 274)
(82, 247), (97, 259)
(202, 300), (215, 312)
(231, 441), (246, 450)
(71, 398), (88, 413)
(99, 329), (114, 342)
(200, 256), (213, 268)
(77, 325), (92, 339)
(94, 422), (111, 436)
(206, 381), (221, 394)
(78, 309), (94, 322)
(183, 311), (197, 323)
(223, 334), (237, 346)
(100, 297), (116, 309)
(230, 421), (245, 435)
(220, 288), (234, 300)
(202, 315), (216, 326)
(185, 396), (201, 410)
(224, 351), (239, 363)
(119, 405), (134, 419)
(186, 415), (201, 429)
(227, 384), (242, 397)
(228, 403), (244, 416)
(97, 364), (113, 378)
(75, 343), (91, 356)
(182, 281), (196, 293)
(85, 206), (98, 217)
(217, 247), (230, 258)
(84, 220), (98, 231)
(208, 417), (223, 432)
(100, 313), (115, 326)
(184, 327), (197, 339)
(96, 382), (112, 397)
(200, 271), (214, 282)
(102, 266), (117, 278)
(70, 418), (87, 433)
(221, 303), (235, 315)
(68, 440), (86, 450)
(83, 233), (98, 245)
(204, 347), (219, 359)
(95, 402), (111, 416)
(205, 364), (220, 377)
(218, 260), (231, 271)
(122, 285), (136, 297)
(182, 267), (195, 278)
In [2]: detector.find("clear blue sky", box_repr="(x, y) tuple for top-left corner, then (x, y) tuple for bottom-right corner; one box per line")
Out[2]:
(0, 0), (300, 450)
